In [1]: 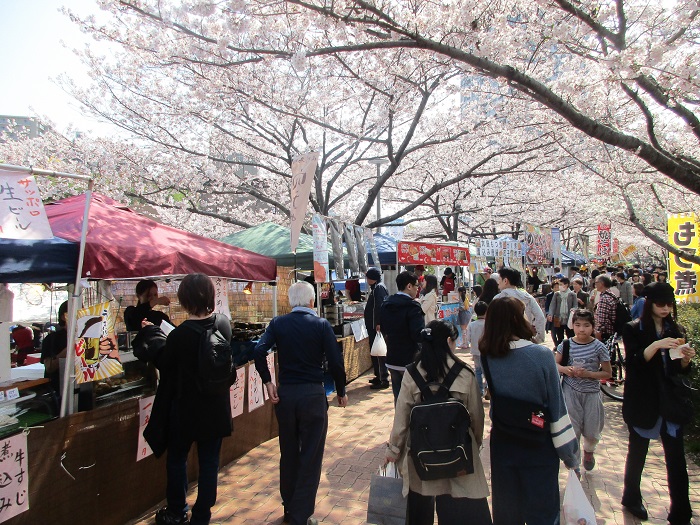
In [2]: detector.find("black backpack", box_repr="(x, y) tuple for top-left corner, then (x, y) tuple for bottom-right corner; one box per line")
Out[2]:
(611, 294), (632, 335)
(185, 314), (235, 395)
(406, 362), (474, 481)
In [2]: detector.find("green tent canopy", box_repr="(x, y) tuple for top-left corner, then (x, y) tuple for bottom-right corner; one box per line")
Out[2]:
(220, 221), (349, 270)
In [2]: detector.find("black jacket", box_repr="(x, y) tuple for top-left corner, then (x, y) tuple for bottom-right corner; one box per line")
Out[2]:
(380, 293), (425, 367)
(622, 319), (691, 428)
(364, 282), (388, 331)
(124, 301), (171, 332)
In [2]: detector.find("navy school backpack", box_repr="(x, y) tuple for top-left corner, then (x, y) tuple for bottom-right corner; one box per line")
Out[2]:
(185, 314), (235, 395)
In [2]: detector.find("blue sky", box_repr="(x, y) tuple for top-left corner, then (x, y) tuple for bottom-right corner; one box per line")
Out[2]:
(0, 0), (115, 135)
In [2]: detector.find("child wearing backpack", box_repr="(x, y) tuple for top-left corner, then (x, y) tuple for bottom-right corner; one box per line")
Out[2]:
(465, 301), (488, 398)
(386, 320), (492, 525)
(555, 309), (612, 477)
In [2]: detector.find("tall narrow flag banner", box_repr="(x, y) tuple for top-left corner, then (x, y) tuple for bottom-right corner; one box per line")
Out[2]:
(667, 213), (700, 303)
(311, 214), (329, 283)
(289, 152), (319, 253)
(597, 224), (611, 257)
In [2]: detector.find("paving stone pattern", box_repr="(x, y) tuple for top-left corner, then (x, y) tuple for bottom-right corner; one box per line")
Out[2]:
(129, 338), (699, 525)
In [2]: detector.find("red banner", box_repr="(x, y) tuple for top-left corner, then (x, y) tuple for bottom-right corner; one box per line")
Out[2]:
(398, 241), (470, 266)
(597, 224), (611, 257)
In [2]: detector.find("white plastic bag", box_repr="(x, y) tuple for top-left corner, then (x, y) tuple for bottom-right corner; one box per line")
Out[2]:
(567, 309), (576, 330)
(370, 332), (387, 357)
(562, 470), (596, 525)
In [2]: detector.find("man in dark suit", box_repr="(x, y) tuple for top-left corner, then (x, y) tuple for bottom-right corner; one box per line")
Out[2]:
(364, 267), (389, 389)
(253, 281), (348, 525)
(380, 271), (425, 402)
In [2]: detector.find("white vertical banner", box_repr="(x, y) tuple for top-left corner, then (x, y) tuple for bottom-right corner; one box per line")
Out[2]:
(137, 395), (155, 461)
(0, 173), (53, 240)
(212, 277), (231, 318)
(311, 214), (329, 283)
(289, 152), (319, 253)
(247, 363), (265, 412)
(263, 352), (277, 400)
(230, 367), (246, 418)
(365, 228), (381, 269)
(552, 228), (562, 267)
(0, 432), (29, 521)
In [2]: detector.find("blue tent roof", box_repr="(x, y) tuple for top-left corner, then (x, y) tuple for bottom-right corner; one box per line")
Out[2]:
(561, 248), (587, 265)
(368, 233), (397, 266)
(0, 236), (79, 283)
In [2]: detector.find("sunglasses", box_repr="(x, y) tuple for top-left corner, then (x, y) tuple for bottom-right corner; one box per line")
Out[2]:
(653, 301), (675, 307)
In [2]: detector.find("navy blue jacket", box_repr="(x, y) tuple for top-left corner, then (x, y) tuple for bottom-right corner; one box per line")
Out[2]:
(380, 293), (425, 367)
(364, 282), (388, 330)
(253, 308), (347, 396)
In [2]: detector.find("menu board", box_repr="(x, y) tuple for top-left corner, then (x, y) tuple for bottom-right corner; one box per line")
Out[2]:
(397, 241), (470, 266)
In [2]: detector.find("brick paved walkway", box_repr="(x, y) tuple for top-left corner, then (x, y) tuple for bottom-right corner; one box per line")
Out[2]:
(130, 346), (699, 525)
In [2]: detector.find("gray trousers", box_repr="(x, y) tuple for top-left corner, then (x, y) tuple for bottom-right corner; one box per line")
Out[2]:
(563, 384), (605, 468)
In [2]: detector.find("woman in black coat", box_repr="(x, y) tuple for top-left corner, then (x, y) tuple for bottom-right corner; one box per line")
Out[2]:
(621, 282), (695, 524)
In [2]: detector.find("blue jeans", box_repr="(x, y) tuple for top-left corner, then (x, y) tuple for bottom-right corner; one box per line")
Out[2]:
(166, 410), (222, 525)
(472, 355), (484, 396)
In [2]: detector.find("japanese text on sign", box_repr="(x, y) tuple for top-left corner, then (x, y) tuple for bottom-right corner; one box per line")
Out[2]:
(0, 433), (29, 522)
(0, 173), (53, 240)
(397, 241), (470, 266)
(668, 213), (700, 303)
(597, 224), (611, 257)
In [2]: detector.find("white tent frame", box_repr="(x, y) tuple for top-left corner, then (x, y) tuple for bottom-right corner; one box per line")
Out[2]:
(0, 163), (93, 417)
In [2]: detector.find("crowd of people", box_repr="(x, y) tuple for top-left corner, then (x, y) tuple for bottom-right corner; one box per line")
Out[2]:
(125, 262), (694, 525)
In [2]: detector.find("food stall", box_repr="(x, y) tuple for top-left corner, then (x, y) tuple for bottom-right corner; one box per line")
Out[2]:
(0, 189), (281, 525)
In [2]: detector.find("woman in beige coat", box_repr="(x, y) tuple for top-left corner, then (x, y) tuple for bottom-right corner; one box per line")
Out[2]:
(386, 320), (492, 525)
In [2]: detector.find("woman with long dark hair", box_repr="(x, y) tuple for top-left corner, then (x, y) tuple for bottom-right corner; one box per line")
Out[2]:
(420, 275), (439, 323)
(621, 282), (695, 523)
(386, 320), (491, 525)
(478, 278), (499, 305)
(480, 297), (577, 524)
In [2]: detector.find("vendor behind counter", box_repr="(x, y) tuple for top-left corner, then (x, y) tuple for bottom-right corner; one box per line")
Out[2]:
(123, 279), (171, 331)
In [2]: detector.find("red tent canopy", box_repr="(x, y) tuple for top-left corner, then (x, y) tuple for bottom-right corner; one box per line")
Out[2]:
(46, 193), (277, 282)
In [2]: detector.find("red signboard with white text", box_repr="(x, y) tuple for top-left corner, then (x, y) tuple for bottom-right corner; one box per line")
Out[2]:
(398, 241), (470, 266)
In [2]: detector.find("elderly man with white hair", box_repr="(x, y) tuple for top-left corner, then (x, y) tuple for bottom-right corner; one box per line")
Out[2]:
(253, 281), (348, 525)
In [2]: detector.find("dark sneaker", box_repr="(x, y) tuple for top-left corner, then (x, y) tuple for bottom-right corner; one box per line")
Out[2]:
(307, 519), (319, 525)
(583, 451), (595, 471)
(370, 381), (390, 390)
(155, 507), (189, 525)
(369, 377), (381, 385)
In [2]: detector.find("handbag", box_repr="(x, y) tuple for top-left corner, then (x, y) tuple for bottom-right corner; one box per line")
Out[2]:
(659, 349), (695, 425)
(482, 355), (550, 447)
(371, 332), (387, 357)
(562, 469), (597, 525)
(552, 316), (562, 328)
(366, 463), (406, 525)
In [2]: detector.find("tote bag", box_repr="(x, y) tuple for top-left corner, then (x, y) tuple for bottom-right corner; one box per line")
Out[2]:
(367, 463), (406, 525)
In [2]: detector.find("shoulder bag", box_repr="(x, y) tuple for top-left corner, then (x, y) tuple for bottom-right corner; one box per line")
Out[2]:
(482, 354), (550, 447)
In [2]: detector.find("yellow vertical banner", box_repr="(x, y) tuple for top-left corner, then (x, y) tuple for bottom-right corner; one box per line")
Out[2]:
(667, 213), (700, 303)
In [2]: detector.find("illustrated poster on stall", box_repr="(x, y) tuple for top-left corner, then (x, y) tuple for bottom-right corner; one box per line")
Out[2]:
(354, 225), (369, 273)
(522, 223), (552, 265)
(74, 301), (124, 384)
(137, 395), (155, 462)
(0, 172), (53, 240)
(247, 363), (265, 412)
(312, 214), (329, 283)
(397, 241), (470, 266)
(329, 218), (345, 278)
(230, 367), (246, 418)
(213, 277), (231, 318)
(0, 432), (29, 522)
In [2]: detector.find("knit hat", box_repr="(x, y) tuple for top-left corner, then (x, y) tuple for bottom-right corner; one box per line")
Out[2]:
(366, 268), (382, 281)
(642, 282), (675, 303)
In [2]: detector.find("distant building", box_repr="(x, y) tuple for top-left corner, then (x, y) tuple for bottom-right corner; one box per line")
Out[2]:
(0, 115), (48, 141)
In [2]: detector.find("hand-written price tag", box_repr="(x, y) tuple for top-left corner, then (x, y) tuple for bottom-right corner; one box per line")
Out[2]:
(0, 392), (5, 403)
(5, 389), (19, 401)
(0, 432), (30, 521)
